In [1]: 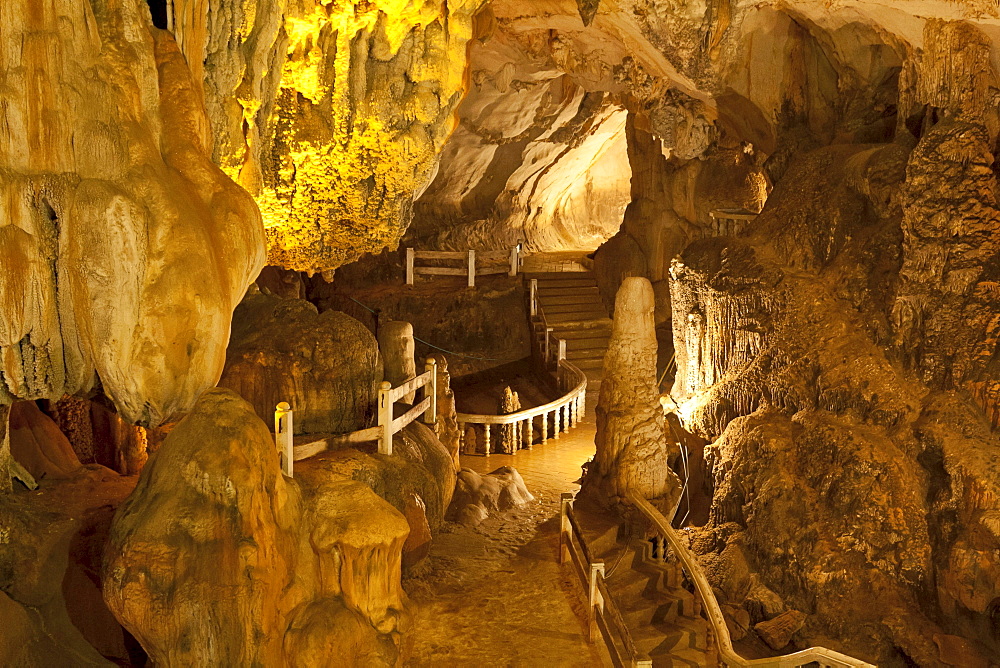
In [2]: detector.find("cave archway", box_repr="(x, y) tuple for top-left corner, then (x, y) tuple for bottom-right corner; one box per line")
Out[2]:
(145, 0), (170, 30)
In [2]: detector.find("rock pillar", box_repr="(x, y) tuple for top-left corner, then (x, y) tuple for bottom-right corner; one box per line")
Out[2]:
(378, 321), (417, 404)
(583, 277), (681, 508)
(429, 354), (461, 469)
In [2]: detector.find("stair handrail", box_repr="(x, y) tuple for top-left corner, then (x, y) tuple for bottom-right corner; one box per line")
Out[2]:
(560, 494), (652, 668)
(625, 492), (876, 668)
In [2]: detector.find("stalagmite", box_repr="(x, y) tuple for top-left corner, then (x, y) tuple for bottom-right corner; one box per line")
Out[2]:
(378, 321), (418, 404)
(497, 386), (521, 454)
(583, 277), (681, 508)
(429, 354), (461, 469)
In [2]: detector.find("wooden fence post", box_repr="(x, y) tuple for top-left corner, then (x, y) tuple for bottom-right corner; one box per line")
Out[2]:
(406, 247), (415, 285)
(544, 327), (553, 362)
(275, 402), (294, 477)
(424, 358), (437, 424)
(529, 278), (538, 316)
(558, 338), (567, 363)
(378, 381), (393, 455)
(483, 424), (491, 455)
(559, 493), (573, 564)
(589, 561), (605, 643)
(467, 249), (476, 287)
(509, 246), (518, 276)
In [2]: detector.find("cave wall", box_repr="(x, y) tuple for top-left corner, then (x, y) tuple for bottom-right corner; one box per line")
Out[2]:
(173, 0), (488, 273)
(0, 0), (266, 438)
(410, 10), (632, 252)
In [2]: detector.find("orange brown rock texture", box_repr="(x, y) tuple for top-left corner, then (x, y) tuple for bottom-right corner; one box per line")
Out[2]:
(103, 389), (412, 665)
(0, 0), (265, 439)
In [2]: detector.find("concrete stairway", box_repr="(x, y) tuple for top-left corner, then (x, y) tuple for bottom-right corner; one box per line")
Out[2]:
(525, 271), (611, 390)
(579, 511), (717, 667)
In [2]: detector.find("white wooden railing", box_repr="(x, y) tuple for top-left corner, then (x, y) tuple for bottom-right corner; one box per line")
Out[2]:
(456, 362), (586, 455)
(560, 493), (651, 668)
(625, 492), (876, 668)
(709, 208), (758, 237)
(273, 358), (438, 471)
(406, 246), (521, 287)
(456, 275), (588, 454)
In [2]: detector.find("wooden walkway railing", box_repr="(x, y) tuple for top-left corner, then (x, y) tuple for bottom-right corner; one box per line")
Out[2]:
(560, 494), (651, 668)
(406, 246), (521, 287)
(456, 362), (586, 455)
(273, 358), (438, 474)
(455, 279), (588, 453)
(625, 492), (876, 668)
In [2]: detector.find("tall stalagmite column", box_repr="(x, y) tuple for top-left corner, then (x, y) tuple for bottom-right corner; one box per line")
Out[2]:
(583, 277), (681, 508)
(378, 321), (418, 404)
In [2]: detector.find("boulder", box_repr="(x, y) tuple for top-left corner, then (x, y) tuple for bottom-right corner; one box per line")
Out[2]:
(219, 291), (383, 435)
(754, 609), (807, 650)
(8, 401), (82, 482)
(448, 467), (534, 526)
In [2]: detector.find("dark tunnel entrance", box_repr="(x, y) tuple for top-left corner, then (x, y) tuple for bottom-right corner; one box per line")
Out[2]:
(145, 0), (169, 30)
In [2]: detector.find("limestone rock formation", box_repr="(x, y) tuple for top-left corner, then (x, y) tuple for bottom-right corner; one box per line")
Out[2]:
(0, 1), (265, 436)
(174, 0), (488, 273)
(103, 388), (411, 665)
(583, 277), (681, 507)
(411, 24), (631, 252)
(8, 402), (82, 483)
(448, 466), (534, 527)
(669, 138), (1000, 663)
(429, 354), (462, 470)
(296, 421), (456, 535)
(219, 291), (383, 434)
(496, 386), (522, 454)
(378, 321), (418, 405)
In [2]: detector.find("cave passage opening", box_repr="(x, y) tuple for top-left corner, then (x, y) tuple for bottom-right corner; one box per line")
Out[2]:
(145, 0), (170, 30)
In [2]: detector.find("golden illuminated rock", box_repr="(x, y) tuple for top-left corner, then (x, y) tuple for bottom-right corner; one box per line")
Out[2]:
(0, 1), (265, 438)
(175, 0), (487, 273)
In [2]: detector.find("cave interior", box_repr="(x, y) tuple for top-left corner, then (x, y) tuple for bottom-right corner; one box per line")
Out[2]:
(2, 0), (1000, 666)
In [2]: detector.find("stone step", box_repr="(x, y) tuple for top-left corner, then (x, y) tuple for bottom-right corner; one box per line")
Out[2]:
(533, 278), (598, 289)
(537, 291), (602, 305)
(524, 271), (593, 281)
(539, 302), (606, 316)
(566, 346), (607, 359)
(633, 616), (706, 656)
(569, 357), (605, 371)
(547, 325), (612, 338)
(651, 645), (715, 668)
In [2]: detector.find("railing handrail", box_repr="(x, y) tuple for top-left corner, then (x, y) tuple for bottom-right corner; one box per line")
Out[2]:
(625, 492), (875, 668)
(406, 246), (521, 286)
(560, 494), (650, 668)
(280, 357), (439, 463)
(455, 362), (586, 425)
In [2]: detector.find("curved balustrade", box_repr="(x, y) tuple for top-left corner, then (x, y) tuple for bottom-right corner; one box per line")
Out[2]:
(625, 492), (876, 668)
(456, 360), (587, 455)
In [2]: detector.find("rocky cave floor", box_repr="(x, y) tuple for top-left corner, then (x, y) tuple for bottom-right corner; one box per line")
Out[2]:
(403, 404), (603, 666)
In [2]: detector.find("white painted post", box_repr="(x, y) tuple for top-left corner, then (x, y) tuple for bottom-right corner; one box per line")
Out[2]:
(467, 249), (476, 287)
(544, 327), (553, 362)
(378, 381), (393, 455)
(589, 561), (606, 643)
(541, 412), (548, 444)
(483, 424), (491, 455)
(529, 278), (538, 317)
(523, 417), (532, 449)
(559, 493), (573, 564)
(558, 338), (567, 363)
(275, 402), (294, 477)
(554, 406), (562, 439)
(424, 358), (437, 424)
(509, 246), (518, 276)
(406, 247), (415, 285)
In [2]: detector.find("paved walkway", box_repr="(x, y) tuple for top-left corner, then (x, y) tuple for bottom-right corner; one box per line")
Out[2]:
(459, 405), (597, 496)
(404, 401), (603, 667)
